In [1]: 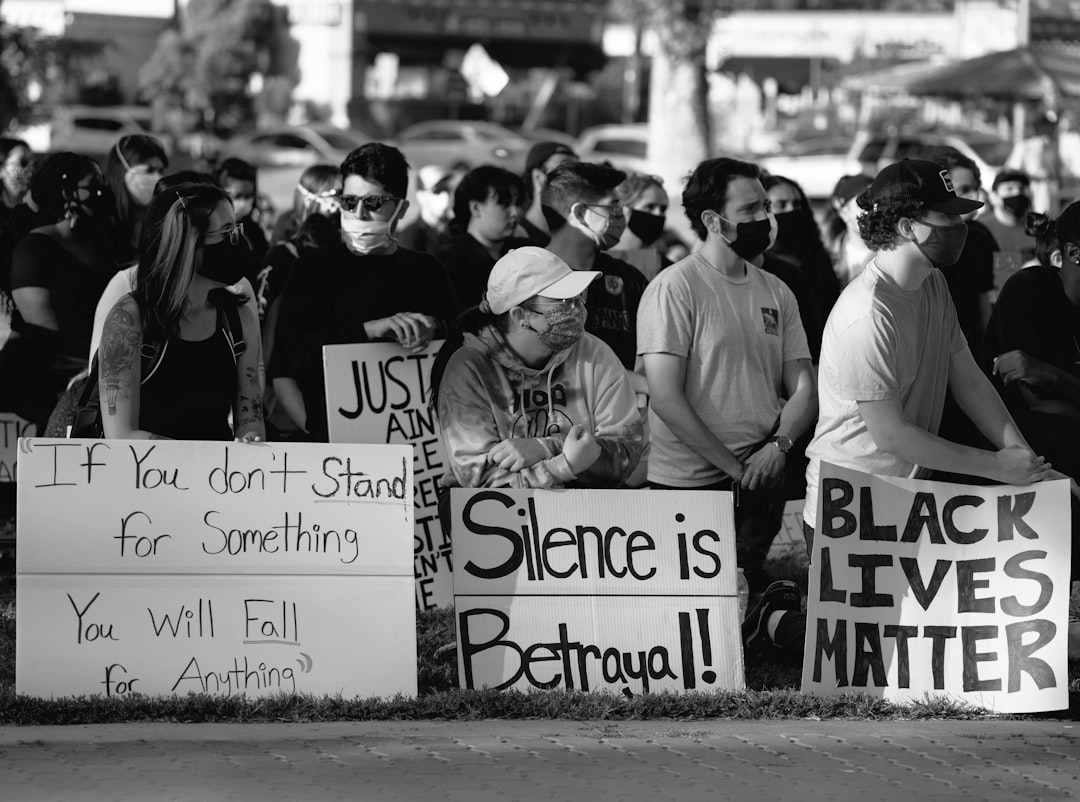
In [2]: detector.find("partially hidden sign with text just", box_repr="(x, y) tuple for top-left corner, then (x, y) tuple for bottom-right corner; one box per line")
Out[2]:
(452, 488), (745, 695)
(16, 438), (417, 699)
(802, 462), (1071, 713)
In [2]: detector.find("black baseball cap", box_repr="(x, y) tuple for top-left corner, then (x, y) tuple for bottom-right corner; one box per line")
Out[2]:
(867, 158), (983, 215)
(524, 141), (576, 176)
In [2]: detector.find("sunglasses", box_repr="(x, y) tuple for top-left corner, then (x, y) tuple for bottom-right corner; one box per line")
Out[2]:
(340, 194), (401, 214)
(522, 296), (585, 314)
(205, 222), (245, 246)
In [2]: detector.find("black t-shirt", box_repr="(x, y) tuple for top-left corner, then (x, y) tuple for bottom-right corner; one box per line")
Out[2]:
(940, 219), (996, 348)
(981, 265), (1080, 415)
(269, 242), (457, 441)
(398, 218), (447, 255)
(437, 233), (532, 317)
(761, 254), (823, 363)
(585, 252), (648, 370)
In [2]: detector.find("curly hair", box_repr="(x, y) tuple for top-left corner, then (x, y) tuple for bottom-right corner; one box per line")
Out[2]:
(1026, 211), (1060, 267)
(856, 188), (923, 252)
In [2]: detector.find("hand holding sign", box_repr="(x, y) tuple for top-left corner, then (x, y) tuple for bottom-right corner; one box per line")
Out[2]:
(488, 437), (547, 472)
(563, 425), (601, 475)
(367, 312), (438, 351)
(993, 350), (1059, 391)
(994, 445), (1053, 485)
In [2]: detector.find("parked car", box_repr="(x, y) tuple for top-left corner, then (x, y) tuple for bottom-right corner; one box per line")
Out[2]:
(575, 124), (650, 174)
(219, 124), (375, 168)
(848, 129), (1012, 190)
(393, 120), (532, 173)
(758, 136), (854, 200)
(49, 105), (172, 157)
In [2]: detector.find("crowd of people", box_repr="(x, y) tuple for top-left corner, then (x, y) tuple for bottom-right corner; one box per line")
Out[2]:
(0, 128), (1077, 664)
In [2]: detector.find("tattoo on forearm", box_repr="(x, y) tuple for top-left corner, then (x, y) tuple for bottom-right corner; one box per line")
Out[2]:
(99, 305), (141, 415)
(236, 366), (264, 428)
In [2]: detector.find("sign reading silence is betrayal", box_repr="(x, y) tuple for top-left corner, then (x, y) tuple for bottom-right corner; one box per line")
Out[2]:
(452, 488), (745, 695)
(0, 411), (35, 482)
(802, 462), (1072, 713)
(324, 342), (451, 611)
(16, 438), (417, 699)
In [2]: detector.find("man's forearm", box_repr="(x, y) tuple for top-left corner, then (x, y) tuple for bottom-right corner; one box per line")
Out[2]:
(952, 369), (1031, 450)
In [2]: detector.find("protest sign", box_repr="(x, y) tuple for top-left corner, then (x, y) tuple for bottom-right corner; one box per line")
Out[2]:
(17, 438), (417, 699)
(324, 341), (451, 612)
(802, 462), (1071, 713)
(0, 412), (35, 482)
(453, 488), (744, 694)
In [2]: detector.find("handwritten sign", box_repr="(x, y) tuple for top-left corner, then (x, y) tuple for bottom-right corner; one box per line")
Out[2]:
(452, 488), (744, 695)
(16, 438), (417, 699)
(801, 462), (1071, 713)
(324, 342), (451, 612)
(0, 412), (35, 482)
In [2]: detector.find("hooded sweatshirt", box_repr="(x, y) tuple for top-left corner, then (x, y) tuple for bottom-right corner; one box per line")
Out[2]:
(437, 325), (643, 489)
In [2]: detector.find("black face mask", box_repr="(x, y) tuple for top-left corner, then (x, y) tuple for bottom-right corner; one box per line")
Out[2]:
(627, 209), (666, 247)
(1001, 195), (1031, 218)
(721, 215), (774, 260)
(199, 238), (251, 285)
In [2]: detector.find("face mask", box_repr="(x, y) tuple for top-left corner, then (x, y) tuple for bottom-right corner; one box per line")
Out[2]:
(232, 199), (254, 220)
(341, 202), (403, 255)
(627, 209), (665, 246)
(576, 204), (626, 251)
(3, 164), (29, 197)
(913, 220), (968, 268)
(719, 213), (776, 260)
(199, 237), (251, 285)
(125, 171), (158, 207)
(1001, 195), (1031, 218)
(531, 306), (586, 352)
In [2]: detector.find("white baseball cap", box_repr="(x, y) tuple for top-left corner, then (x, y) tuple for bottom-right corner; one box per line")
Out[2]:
(483, 247), (600, 315)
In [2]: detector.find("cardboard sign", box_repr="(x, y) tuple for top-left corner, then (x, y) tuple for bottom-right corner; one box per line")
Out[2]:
(17, 438), (417, 699)
(453, 488), (745, 695)
(324, 341), (451, 612)
(802, 462), (1072, 713)
(0, 412), (35, 482)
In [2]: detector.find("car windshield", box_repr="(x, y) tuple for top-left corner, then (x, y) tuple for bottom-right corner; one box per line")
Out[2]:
(319, 130), (366, 151)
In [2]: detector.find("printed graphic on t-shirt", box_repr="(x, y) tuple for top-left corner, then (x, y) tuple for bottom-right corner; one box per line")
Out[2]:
(604, 275), (624, 296)
(511, 382), (574, 437)
(761, 307), (779, 336)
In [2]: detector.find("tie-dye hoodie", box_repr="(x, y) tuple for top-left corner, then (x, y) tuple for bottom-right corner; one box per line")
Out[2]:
(437, 324), (644, 489)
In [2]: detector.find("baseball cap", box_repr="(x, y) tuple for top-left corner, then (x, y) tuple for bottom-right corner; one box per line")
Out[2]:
(524, 141), (576, 177)
(483, 246), (600, 315)
(832, 174), (872, 206)
(866, 158), (983, 215)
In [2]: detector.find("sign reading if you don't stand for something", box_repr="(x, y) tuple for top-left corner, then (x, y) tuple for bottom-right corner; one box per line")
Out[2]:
(17, 438), (417, 699)
(324, 342), (451, 612)
(452, 488), (745, 695)
(802, 462), (1072, 713)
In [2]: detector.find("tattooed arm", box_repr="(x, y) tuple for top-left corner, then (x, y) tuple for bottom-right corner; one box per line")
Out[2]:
(98, 295), (169, 439)
(233, 301), (266, 441)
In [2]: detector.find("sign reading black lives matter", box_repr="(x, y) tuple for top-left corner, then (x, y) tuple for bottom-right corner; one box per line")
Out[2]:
(802, 462), (1071, 713)
(324, 342), (451, 612)
(0, 411), (35, 482)
(16, 438), (417, 699)
(453, 488), (744, 694)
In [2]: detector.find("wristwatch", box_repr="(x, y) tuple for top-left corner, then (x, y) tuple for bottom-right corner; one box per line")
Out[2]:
(769, 435), (793, 454)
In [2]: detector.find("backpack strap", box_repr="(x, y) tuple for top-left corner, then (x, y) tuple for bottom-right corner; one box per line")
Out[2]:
(218, 300), (247, 364)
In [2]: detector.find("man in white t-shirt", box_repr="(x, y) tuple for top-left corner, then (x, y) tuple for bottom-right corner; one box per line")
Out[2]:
(804, 158), (1055, 550)
(638, 157), (818, 598)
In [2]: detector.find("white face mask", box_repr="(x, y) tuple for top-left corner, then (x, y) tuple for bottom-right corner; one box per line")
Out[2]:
(341, 202), (404, 255)
(232, 199), (254, 220)
(116, 145), (160, 207)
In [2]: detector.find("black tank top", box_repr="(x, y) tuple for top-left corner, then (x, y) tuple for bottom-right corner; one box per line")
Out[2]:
(139, 327), (237, 441)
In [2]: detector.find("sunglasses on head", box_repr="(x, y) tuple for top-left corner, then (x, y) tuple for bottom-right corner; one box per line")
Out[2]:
(339, 194), (401, 214)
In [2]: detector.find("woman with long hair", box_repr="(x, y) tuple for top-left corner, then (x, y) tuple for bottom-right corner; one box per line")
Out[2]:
(269, 164), (342, 246)
(610, 172), (669, 281)
(1, 153), (116, 429)
(98, 183), (264, 441)
(0, 138), (32, 229)
(105, 134), (169, 266)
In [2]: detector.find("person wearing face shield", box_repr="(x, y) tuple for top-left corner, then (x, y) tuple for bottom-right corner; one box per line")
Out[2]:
(269, 143), (456, 442)
(398, 164), (457, 254)
(804, 159), (1060, 556)
(105, 134), (169, 268)
(542, 162), (648, 387)
(639, 157), (818, 603)
(430, 246), (642, 501)
(979, 169), (1037, 284)
(216, 158), (268, 284)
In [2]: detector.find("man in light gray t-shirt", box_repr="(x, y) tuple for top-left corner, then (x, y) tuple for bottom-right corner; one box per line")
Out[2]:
(638, 158), (817, 593)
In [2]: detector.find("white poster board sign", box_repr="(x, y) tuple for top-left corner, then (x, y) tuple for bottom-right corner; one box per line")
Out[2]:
(17, 438), (417, 700)
(324, 341), (451, 612)
(801, 462), (1072, 713)
(0, 412), (35, 482)
(453, 488), (744, 695)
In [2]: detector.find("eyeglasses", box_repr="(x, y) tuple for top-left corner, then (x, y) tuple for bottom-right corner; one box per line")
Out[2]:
(340, 194), (401, 214)
(205, 222), (245, 246)
(580, 203), (624, 219)
(522, 296), (585, 314)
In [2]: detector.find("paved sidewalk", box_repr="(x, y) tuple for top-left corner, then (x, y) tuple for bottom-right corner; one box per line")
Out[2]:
(2, 719), (1079, 801)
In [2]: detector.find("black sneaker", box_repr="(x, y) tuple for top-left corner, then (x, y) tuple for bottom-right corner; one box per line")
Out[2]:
(741, 579), (800, 659)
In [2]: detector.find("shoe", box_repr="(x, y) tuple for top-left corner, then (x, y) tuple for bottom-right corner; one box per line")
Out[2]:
(742, 579), (800, 659)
